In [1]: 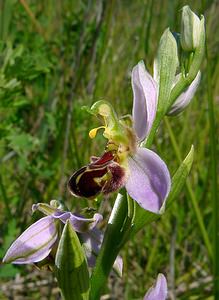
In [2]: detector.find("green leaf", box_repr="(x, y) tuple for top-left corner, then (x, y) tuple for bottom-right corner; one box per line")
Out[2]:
(131, 146), (194, 235)
(55, 221), (90, 300)
(6, 132), (39, 156)
(154, 28), (178, 114)
(0, 264), (17, 278)
(0, 0), (14, 42)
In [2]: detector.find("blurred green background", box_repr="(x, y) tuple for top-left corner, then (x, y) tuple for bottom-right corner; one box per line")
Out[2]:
(0, 0), (218, 299)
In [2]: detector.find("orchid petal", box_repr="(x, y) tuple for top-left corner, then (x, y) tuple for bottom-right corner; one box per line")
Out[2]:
(168, 71), (201, 115)
(3, 216), (58, 264)
(132, 61), (158, 141)
(52, 211), (71, 223)
(144, 273), (167, 300)
(125, 148), (171, 213)
(32, 202), (59, 216)
(53, 211), (103, 233)
(81, 228), (103, 268)
(113, 255), (123, 277)
(81, 228), (123, 276)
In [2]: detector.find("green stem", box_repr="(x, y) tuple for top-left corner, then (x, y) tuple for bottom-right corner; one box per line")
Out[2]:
(205, 39), (219, 298)
(164, 117), (213, 259)
(144, 112), (162, 148)
(90, 191), (130, 300)
(19, 0), (46, 38)
(0, 173), (12, 219)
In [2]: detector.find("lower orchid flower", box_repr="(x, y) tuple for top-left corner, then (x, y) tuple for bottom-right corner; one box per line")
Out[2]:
(2, 201), (116, 269)
(2, 201), (102, 265)
(68, 61), (171, 214)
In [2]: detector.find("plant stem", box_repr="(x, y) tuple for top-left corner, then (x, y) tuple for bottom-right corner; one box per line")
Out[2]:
(144, 112), (162, 148)
(19, 0), (45, 38)
(164, 117), (213, 259)
(0, 173), (12, 219)
(90, 191), (130, 300)
(205, 39), (219, 298)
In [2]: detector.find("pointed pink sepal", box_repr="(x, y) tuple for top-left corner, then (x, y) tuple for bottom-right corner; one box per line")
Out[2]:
(126, 148), (171, 213)
(3, 216), (58, 264)
(132, 61), (158, 142)
(144, 273), (167, 300)
(168, 71), (201, 115)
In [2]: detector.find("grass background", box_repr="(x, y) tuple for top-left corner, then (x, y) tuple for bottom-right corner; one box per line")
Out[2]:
(0, 0), (218, 299)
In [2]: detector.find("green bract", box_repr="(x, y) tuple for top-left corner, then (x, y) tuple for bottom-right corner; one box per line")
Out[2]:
(55, 221), (90, 300)
(153, 28), (178, 114)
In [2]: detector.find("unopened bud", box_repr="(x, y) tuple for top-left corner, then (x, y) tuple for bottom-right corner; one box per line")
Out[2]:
(181, 6), (204, 52)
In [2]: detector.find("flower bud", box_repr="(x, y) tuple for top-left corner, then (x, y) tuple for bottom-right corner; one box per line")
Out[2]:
(167, 71), (201, 115)
(181, 6), (203, 52)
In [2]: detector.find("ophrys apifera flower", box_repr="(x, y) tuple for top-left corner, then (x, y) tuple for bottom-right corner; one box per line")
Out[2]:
(68, 61), (171, 214)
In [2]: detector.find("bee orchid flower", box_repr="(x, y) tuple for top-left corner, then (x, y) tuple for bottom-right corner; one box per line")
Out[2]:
(68, 61), (171, 214)
(2, 201), (102, 266)
(2, 201), (123, 275)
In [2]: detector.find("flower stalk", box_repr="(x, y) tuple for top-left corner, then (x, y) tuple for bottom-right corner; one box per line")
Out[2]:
(90, 191), (131, 299)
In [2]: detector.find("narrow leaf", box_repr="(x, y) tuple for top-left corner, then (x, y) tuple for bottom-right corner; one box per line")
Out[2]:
(55, 221), (90, 300)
